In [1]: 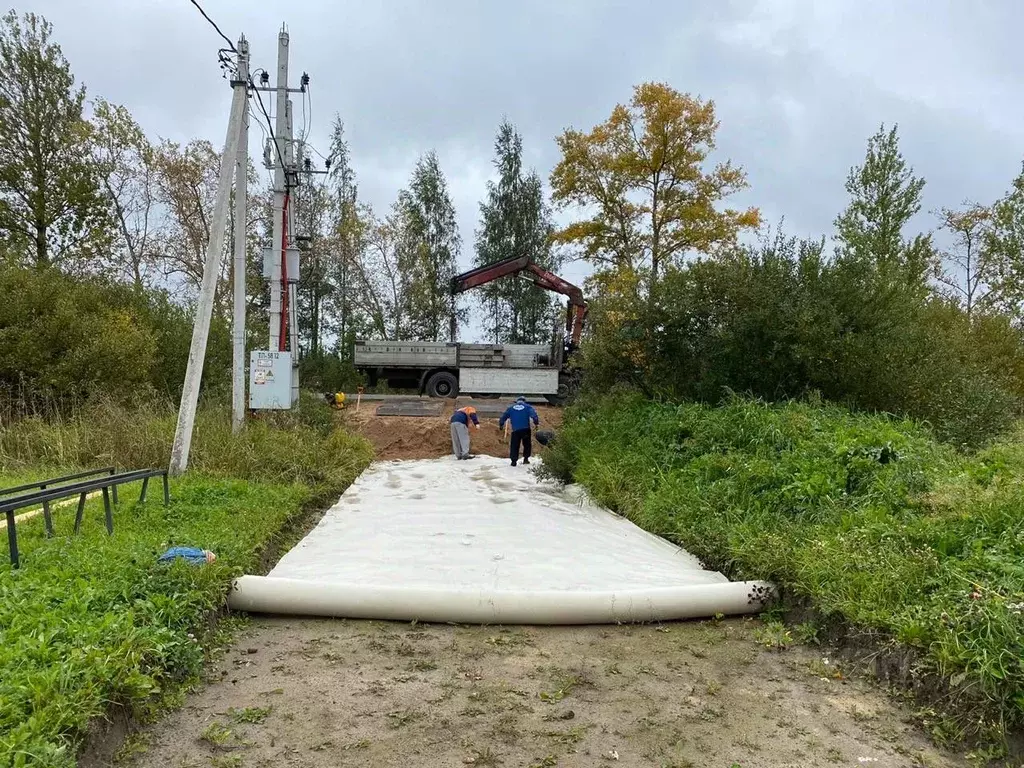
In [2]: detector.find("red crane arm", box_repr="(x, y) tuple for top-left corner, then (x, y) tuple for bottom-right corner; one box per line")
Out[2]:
(450, 256), (587, 345)
(451, 256), (584, 305)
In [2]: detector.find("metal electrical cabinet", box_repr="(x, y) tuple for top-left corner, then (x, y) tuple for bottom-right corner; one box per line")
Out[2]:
(249, 351), (292, 409)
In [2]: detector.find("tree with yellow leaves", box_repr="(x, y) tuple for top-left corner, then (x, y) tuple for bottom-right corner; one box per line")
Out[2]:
(549, 82), (760, 290)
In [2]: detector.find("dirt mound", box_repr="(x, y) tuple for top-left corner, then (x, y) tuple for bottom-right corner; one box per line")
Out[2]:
(344, 402), (562, 461)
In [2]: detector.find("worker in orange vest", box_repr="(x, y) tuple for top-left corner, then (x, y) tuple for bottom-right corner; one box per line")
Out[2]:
(450, 405), (480, 460)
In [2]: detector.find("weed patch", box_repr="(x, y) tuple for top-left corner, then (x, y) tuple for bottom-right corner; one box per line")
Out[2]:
(0, 397), (372, 495)
(0, 455), (367, 766)
(541, 393), (1024, 747)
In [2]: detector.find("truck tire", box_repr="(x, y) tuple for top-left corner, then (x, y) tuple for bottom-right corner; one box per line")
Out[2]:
(545, 371), (579, 406)
(426, 371), (459, 399)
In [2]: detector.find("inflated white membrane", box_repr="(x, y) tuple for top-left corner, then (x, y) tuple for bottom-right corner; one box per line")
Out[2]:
(228, 456), (772, 624)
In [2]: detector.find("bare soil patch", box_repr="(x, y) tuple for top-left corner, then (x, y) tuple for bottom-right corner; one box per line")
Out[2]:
(130, 617), (966, 768)
(343, 402), (563, 462)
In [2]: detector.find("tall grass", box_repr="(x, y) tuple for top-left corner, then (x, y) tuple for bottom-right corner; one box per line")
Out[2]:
(0, 394), (372, 495)
(0, 394), (374, 766)
(542, 392), (1024, 749)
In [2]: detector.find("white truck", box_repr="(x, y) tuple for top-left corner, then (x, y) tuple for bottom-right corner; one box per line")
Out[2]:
(353, 255), (587, 404)
(353, 339), (569, 403)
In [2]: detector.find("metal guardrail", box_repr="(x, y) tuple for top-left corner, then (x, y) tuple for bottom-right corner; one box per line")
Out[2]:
(0, 468), (120, 531)
(0, 466), (118, 497)
(1, 468), (170, 569)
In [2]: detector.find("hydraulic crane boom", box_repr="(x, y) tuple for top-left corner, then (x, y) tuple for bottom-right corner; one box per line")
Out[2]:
(450, 256), (587, 348)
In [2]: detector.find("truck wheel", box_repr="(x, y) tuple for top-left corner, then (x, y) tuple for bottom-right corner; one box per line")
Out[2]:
(545, 373), (577, 406)
(426, 371), (459, 398)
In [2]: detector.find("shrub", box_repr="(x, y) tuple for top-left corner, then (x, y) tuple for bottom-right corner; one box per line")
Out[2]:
(578, 231), (1024, 449)
(0, 265), (234, 406)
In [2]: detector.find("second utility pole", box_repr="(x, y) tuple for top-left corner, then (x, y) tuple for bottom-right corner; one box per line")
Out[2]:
(268, 25), (300, 405)
(170, 38), (249, 475)
(268, 26), (289, 354)
(231, 37), (250, 434)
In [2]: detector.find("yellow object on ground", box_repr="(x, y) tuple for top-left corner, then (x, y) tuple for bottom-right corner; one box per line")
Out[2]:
(0, 491), (103, 530)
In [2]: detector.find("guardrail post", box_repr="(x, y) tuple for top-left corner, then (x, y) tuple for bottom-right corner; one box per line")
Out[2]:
(139, 477), (149, 503)
(40, 482), (53, 538)
(5, 511), (17, 569)
(110, 469), (119, 505)
(74, 493), (87, 534)
(162, 473), (170, 506)
(102, 487), (113, 535)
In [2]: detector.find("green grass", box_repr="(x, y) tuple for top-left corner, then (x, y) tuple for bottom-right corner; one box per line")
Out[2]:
(0, 476), (313, 767)
(0, 467), (78, 491)
(541, 392), (1024, 747)
(0, 398), (374, 768)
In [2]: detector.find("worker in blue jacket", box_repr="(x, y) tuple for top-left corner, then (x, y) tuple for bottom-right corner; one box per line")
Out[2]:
(499, 396), (540, 466)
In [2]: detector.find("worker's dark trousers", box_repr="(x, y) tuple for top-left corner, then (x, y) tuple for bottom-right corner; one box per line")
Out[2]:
(510, 429), (532, 465)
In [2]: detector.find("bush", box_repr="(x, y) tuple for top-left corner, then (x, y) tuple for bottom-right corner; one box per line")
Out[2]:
(578, 232), (1024, 449)
(924, 371), (1019, 450)
(543, 393), (1024, 744)
(298, 351), (364, 395)
(0, 267), (156, 402)
(0, 265), (233, 407)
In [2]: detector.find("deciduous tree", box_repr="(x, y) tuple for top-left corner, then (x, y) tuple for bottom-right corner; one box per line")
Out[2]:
(150, 139), (222, 297)
(985, 163), (1024, 320)
(0, 11), (110, 269)
(936, 203), (993, 320)
(549, 82), (759, 289)
(834, 123), (935, 286)
(91, 98), (157, 287)
(349, 203), (415, 340)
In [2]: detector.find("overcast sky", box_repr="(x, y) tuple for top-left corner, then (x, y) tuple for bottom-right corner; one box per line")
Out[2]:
(24, 0), (1024, 322)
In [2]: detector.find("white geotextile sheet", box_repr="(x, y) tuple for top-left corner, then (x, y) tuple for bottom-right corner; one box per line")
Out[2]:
(268, 456), (729, 591)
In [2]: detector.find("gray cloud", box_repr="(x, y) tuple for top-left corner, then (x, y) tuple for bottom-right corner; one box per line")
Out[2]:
(24, 0), (1024, 300)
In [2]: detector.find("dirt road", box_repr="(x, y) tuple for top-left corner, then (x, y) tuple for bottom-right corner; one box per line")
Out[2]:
(123, 406), (968, 768)
(131, 618), (963, 768)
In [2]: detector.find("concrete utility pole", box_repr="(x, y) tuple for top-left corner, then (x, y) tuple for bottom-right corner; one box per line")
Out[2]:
(231, 37), (250, 435)
(170, 40), (249, 475)
(268, 26), (289, 353)
(286, 97), (300, 405)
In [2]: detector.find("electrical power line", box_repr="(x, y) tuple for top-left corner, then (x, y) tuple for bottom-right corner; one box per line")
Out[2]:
(247, 104), (276, 186)
(188, 0), (237, 52)
(250, 78), (288, 185)
(299, 86), (308, 142)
